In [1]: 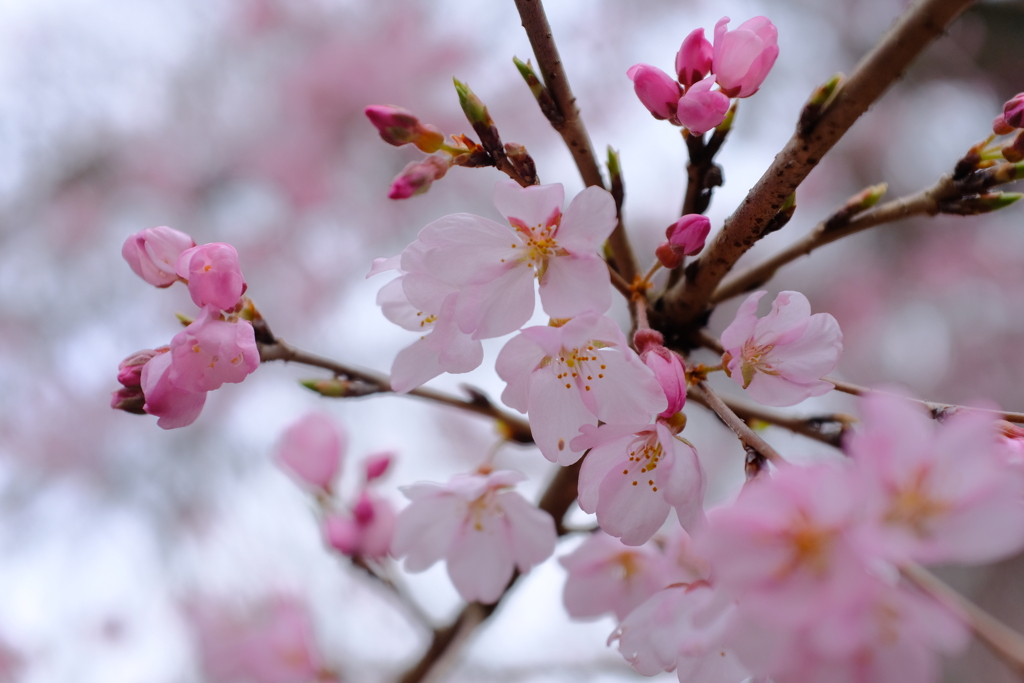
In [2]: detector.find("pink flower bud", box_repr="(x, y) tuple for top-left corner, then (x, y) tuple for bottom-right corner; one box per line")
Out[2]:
(675, 76), (731, 135)
(641, 345), (687, 417)
(276, 413), (345, 492)
(993, 115), (1015, 136)
(363, 452), (393, 482)
(626, 64), (681, 121)
(633, 328), (665, 354)
(365, 105), (445, 153)
(176, 243), (247, 312)
(140, 349), (208, 429)
(110, 385), (146, 414)
(168, 307), (260, 393)
(712, 16), (779, 98)
(324, 493), (395, 559)
(116, 348), (160, 387)
(122, 226), (195, 288)
(655, 242), (682, 269)
(666, 214), (711, 255)
(388, 155), (450, 199)
(675, 28), (713, 89)
(1004, 92), (1024, 129)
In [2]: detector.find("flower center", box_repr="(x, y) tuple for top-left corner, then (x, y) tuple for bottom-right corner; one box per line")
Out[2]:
(508, 208), (568, 278)
(883, 467), (948, 536)
(619, 432), (662, 492)
(550, 343), (610, 392)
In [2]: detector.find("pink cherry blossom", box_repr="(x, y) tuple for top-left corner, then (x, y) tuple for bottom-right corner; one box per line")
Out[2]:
(1004, 92), (1024, 129)
(612, 582), (747, 683)
(324, 491), (396, 559)
(391, 469), (556, 604)
(848, 392), (1024, 565)
(365, 104), (445, 153)
(626, 64), (681, 121)
(139, 349), (207, 429)
(496, 312), (667, 464)
(388, 154), (450, 199)
(363, 452), (393, 481)
(121, 226), (195, 288)
(187, 595), (327, 683)
(168, 307), (260, 393)
(559, 532), (675, 620)
(721, 290), (842, 407)
(675, 76), (731, 135)
(176, 242), (248, 311)
(676, 28), (714, 90)
(276, 413), (344, 492)
(712, 16), (779, 98)
(410, 180), (617, 338)
(573, 421), (705, 544)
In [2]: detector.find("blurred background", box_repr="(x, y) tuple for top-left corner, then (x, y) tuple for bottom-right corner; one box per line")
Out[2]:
(1, 0), (1023, 681)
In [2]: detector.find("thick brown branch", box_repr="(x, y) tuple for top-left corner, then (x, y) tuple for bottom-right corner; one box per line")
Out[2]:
(512, 0), (639, 284)
(902, 563), (1024, 677)
(666, 0), (976, 326)
(258, 339), (533, 443)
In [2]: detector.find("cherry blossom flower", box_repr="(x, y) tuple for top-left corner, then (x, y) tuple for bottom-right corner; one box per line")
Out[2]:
(574, 421), (705, 544)
(712, 16), (779, 98)
(364, 105), (445, 153)
(186, 595), (328, 683)
(675, 76), (731, 135)
(559, 532), (676, 620)
(627, 64), (681, 121)
(139, 349), (207, 429)
(324, 491), (396, 559)
(176, 242), (248, 311)
(276, 413), (344, 492)
(391, 469), (556, 604)
(656, 214), (712, 268)
(848, 392), (1024, 565)
(721, 290), (842, 407)
(612, 582), (747, 683)
(635, 330), (687, 418)
(121, 226), (195, 288)
(495, 312), (666, 464)
(168, 307), (260, 394)
(676, 28), (714, 90)
(409, 180), (617, 338)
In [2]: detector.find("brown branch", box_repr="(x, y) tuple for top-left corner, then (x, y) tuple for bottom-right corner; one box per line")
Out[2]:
(512, 0), (639, 284)
(665, 0), (977, 327)
(692, 381), (785, 478)
(687, 388), (855, 449)
(398, 460), (582, 683)
(828, 378), (1024, 424)
(902, 563), (1024, 677)
(258, 338), (534, 443)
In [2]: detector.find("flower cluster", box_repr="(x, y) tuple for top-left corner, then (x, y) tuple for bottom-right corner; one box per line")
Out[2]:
(628, 17), (778, 134)
(112, 227), (259, 428)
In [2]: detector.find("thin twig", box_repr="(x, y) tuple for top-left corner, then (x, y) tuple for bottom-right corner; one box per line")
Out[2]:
(350, 557), (434, 631)
(665, 0), (977, 327)
(828, 378), (1024, 424)
(902, 563), (1024, 677)
(692, 381), (785, 473)
(607, 261), (633, 301)
(258, 339), (534, 443)
(512, 0), (639, 284)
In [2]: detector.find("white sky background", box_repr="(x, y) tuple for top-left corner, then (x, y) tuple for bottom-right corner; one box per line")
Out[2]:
(0, 0), (1018, 681)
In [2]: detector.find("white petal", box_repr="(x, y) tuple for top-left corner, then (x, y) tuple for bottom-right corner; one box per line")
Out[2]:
(493, 180), (565, 230)
(556, 185), (617, 253)
(539, 255), (612, 318)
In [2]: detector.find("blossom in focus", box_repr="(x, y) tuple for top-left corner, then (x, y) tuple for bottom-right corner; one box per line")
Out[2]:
(721, 290), (842, 407)
(675, 76), (731, 135)
(410, 180), (617, 338)
(496, 312), (666, 464)
(848, 392), (1024, 565)
(325, 491), (396, 559)
(176, 242), (248, 311)
(626, 64), (681, 121)
(186, 595), (328, 683)
(168, 307), (260, 393)
(559, 532), (677, 620)
(574, 421), (705, 544)
(139, 349), (208, 429)
(391, 469), (556, 603)
(712, 16), (779, 98)
(276, 413), (345, 492)
(635, 329), (687, 418)
(388, 154), (450, 199)
(655, 214), (712, 269)
(675, 28), (714, 90)
(121, 226), (195, 287)
(364, 105), (445, 153)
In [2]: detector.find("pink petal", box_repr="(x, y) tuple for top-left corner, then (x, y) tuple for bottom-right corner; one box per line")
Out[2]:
(555, 185), (618, 254)
(446, 514), (515, 604)
(392, 493), (463, 572)
(276, 413), (344, 490)
(496, 333), (547, 413)
(492, 179), (565, 230)
(499, 491), (557, 569)
(527, 367), (598, 464)
(455, 264), (537, 339)
(720, 290), (766, 350)
(538, 255), (612, 318)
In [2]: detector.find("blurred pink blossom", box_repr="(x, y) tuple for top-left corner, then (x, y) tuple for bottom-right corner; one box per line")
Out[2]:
(626, 64), (681, 121)
(121, 226), (195, 288)
(324, 491), (396, 559)
(721, 290), (842, 407)
(391, 469), (556, 603)
(363, 452), (393, 481)
(176, 243), (248, 312)
(388, 154), (451, 199)
(168, 307), (260, 394)
(675, 76), (731, 135)
(276, 413), (345, 492)
(675, 28), (714, 90)
(712, 16), (779, 98)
